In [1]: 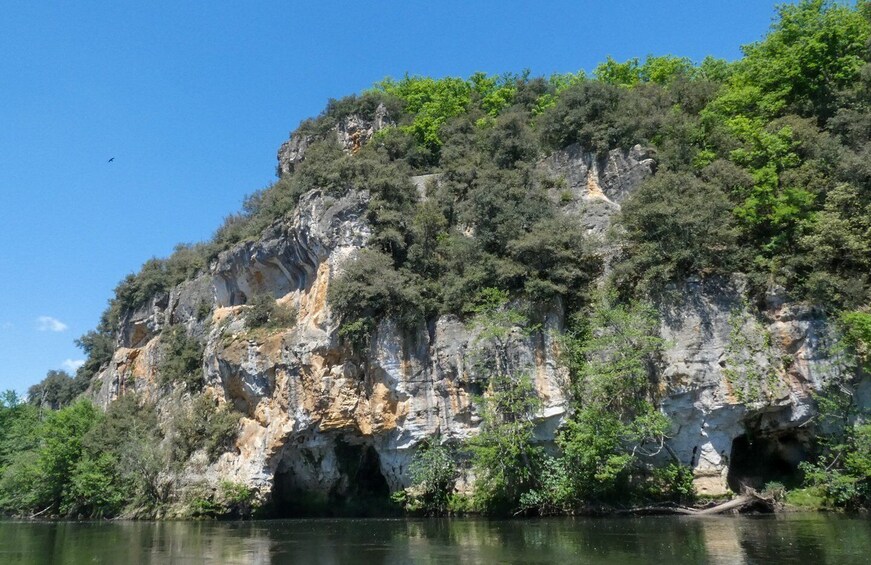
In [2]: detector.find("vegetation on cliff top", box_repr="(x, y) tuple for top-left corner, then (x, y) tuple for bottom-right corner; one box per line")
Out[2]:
(5, 0), (871, 518)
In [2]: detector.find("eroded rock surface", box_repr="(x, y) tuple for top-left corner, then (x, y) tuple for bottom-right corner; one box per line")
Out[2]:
(277, 103), (392, 176)
(92, 139), (861, 505)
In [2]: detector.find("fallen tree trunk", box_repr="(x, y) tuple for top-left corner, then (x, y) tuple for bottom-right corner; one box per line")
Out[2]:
(617, 489), (777, 516)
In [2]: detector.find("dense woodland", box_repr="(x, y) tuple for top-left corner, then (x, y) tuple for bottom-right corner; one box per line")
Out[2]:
(2, 1), (870, 518)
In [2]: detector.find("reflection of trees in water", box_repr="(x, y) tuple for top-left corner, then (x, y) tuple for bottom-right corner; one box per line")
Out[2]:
(732, 514), (871, 564)
(3, 516), (871, 563)
(394, 518), (713, 563)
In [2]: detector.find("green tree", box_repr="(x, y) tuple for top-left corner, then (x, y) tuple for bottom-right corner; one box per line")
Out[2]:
(157, 325), (205, 391)
(555, 292), (671, 505)
(465, 289), (543, 513)
(594, 56), (642, 87)
(27, 370), (86, 410)
(401, 440), (458, 514)
(614, 172), (741, 290)
(377, 75), (472, 152)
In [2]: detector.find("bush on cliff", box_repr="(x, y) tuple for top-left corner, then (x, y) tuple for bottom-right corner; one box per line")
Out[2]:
(158, 325), (205, 391)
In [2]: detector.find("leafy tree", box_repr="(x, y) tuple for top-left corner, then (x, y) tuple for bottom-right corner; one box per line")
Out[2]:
(0, 400), (101, 516)
(798, 183), (871, 307)
(27, 370), (87, 410)
(464, 290), (543, 513)
(537, 80), (629, 153)
(800, 372), (871, 509)
(469, 372), (543, 514)
(614, 172), (741, 291)
(542, 292), (672, 507)
(594, 56), (642, 87)
(507, 215), (600, 307)
(377, 75), (473, 152)
(735, 0), (870, 122)
(401, 440), (458, 514)
(157, 325), (205, 391)
(329, 249), (429, 346)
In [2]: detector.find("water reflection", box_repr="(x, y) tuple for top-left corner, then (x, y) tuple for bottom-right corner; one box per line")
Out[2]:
(1, 514), (869, 564)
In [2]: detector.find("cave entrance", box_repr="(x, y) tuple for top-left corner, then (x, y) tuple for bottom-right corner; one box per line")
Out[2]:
(270, 439), (394, 517)
(726, 431), (808, 492)
(332, 439), (393, 516)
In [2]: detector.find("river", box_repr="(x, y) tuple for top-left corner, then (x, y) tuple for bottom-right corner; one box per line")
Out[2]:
(1, 513), (869, 564)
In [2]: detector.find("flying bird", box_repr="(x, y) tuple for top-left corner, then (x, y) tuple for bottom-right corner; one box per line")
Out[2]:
(107, 157), (115, 163)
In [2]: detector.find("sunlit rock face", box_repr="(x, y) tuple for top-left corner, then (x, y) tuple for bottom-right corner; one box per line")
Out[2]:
(657, 278), (840, 495)
(90, 136), (862, 505)
(276, 103), (392, 176)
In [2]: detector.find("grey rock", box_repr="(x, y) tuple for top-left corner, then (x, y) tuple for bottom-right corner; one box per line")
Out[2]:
(277, 103), (393, 177)
(92, 137), (864, 505)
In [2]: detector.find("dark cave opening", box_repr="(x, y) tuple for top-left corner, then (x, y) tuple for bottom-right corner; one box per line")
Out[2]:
(270, 440), (395, 517)
(726, 431), (809, 492)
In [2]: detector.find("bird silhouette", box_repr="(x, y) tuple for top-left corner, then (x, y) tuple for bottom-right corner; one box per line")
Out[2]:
(107, 157), (115, 163)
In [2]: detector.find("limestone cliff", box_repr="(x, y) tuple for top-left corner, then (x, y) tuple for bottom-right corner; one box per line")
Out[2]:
(90, 130), (866, 510)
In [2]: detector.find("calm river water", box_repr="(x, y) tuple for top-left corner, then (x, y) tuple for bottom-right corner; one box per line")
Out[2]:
(1, 514), (869, 564)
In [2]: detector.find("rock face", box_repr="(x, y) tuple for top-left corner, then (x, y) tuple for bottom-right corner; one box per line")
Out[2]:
(276, 103), (392, 176)
(540, 143), (656, 234)
(91, 138), (863, 507)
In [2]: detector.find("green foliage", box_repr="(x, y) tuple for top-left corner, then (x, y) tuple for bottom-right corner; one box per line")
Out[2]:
(537, 80), (634, 153)
(594, 56), (642, 87)
(0, 395), (40, 482)
(562, 293), (669, 495)
(567, 291), (664, 411)
(798, 354), (871, 511)
(217, 480), (257, 518)
(839, 310), (871, 369)
(377, 75), (472, 152)
(0, 400), (101, 517)
(614, 172), (740, 290)
(75, 324), (117, 379)
(80, 394), (168, 513)
(594, 55), (697, 87)
(27, 370), (89, 410)
(734, 0), (870, 122)
(801, 423), (871, 509)
(328, 249), (429, 347)
(798, 184), (871, 307)
(645, 462), (696, 504)
(245, 293), (297, 330)
(157, 325), (205, 391)
(185, 480), (257, 519)
(520, 292), (678, 514)
(171, 393), (239, 462)
(401, 440), (458, 514)
(463, 294), (544, 514)
(0, 388), (240, 519)
(469, 372), (543, 514)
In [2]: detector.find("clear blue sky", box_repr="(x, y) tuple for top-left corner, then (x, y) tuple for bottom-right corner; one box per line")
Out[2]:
(0, 1), (793, 394)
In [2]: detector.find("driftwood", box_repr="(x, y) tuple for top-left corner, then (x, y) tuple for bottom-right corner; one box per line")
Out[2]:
(30, 505), (53, 518)
(617, 489), (778, 516)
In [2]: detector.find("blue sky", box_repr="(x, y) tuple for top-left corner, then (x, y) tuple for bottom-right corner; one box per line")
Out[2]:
(0, 1), (793, 394)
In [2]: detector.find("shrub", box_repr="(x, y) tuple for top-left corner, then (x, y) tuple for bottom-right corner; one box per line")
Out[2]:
(614, 172), (741, 291)
(171, 394), (239, 462)
(329, 249), (429, 346)
(158, 325), (205, 391)
(245, 293), (297, 330)
(401, 440), (458, 514)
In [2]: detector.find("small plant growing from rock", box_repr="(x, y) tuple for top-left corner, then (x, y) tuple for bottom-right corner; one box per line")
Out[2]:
(245, 292), (297, 330)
